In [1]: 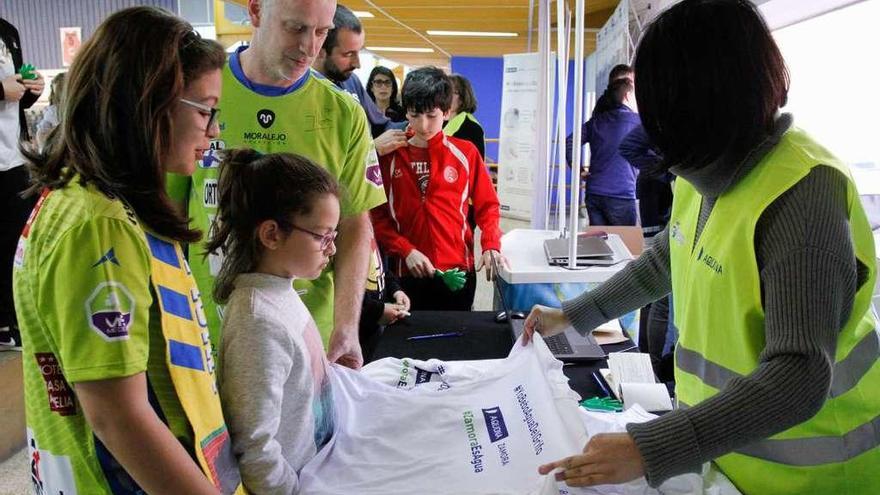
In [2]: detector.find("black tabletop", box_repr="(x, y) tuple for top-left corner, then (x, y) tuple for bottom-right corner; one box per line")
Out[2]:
(368, 310), (638, 399)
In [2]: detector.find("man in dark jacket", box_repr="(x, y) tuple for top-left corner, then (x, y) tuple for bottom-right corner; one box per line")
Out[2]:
(566, 78), (641, 226)
(1, 17), (44, 349)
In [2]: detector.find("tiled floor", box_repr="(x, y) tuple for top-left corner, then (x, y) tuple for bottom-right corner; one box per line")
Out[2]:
(0, 218), (532, 493)
(0, 352), (27, 495)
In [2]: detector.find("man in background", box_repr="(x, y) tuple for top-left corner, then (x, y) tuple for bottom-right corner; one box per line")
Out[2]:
(313, 4), (406, 156)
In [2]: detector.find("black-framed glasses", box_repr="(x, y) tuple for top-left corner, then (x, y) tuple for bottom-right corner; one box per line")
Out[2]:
(290, 224), (337, 250)
(372, 79), (392, 87)
(180, 98), (220, 135)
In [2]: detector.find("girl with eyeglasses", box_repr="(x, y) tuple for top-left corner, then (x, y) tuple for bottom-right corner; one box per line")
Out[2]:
(14, 6), (243, 494)
(206, 149), (340, 494)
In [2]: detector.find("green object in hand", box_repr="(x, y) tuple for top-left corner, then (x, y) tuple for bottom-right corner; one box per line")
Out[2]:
(435, 268), (467, 292)
(18, 63), (37, 80)
(580, 396), (623, 412)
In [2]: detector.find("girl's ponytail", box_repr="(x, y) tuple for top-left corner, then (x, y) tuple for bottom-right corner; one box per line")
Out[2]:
(205, 149), (340, 303)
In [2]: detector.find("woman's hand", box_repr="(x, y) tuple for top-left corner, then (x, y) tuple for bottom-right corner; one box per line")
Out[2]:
(522, 304), (570, 344)
(538, 433), (645, 487)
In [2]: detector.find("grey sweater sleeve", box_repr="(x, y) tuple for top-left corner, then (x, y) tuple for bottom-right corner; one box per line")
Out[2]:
(562, 228), (672, 334)
(220, 296), (300, 495)
(627, 166), (857, 486)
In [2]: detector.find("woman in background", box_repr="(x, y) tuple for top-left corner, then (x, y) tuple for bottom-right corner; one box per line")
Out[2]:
(35, 71), (65, 150)
(444, 74), (485, 159)
(366, 66), (404, 122)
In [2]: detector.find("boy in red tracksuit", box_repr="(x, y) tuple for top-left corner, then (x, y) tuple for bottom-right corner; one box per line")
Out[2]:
(371, 67), (507, 310)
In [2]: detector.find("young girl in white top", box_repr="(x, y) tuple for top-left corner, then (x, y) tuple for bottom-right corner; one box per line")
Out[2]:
(207, 149), (340, 494)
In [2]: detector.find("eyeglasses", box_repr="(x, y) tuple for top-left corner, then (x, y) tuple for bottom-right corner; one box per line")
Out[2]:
(372, 79), (392, 87)
(180, 98), (220, 136)
(290, 224), (338, 250)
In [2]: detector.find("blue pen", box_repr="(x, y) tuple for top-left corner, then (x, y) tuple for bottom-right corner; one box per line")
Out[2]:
(407, 332), (464, 341)
(592, 372), (612, 397)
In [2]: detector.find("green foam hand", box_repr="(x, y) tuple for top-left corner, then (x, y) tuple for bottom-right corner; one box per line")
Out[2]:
(435, 268), (467, 292)
(580, 396), (623, 412)
(18, 63), (37, 80)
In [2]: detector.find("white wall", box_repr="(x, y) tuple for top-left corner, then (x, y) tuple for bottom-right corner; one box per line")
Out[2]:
(771, 0), (880, 192)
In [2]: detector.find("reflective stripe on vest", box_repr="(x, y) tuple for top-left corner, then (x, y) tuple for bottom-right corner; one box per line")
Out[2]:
(676, 329), (880, 398)
(679, 401), (880, 466)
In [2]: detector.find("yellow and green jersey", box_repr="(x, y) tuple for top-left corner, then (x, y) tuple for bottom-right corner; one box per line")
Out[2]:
(13, 182), (194, 494)
(169, 47), (386, 347)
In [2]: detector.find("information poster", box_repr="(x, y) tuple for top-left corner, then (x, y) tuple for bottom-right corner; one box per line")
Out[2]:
(497, 53), (542, 221)
(594, 0), (630, 95)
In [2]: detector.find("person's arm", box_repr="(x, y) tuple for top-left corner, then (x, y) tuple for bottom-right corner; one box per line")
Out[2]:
(474, 123), (485, 160)
(20, 71), (43, 109)
(565, 121), (592, 168)
(328, 100), (388, 368)
(470, 150), (502, 252)
(619, 125), (663, 172)
(562, 228), (672, 334)
(344, 74), (391, 138)
(220, 308), (299, 494)
(370, 203), (417, 260)
(76, 375), (219, 495)
(627, 166), (855, 486)
(327, 211), (371, 368)
(361, 293), (386, 326)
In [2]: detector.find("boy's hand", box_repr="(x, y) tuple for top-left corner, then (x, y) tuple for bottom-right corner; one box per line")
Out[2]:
(392, 290), (411, 312)
(405, 249), (435, 278)
(1, 74), (26, 102)
(379, 303), (407, 325)
(476, 250), (510, 281)
(374, 129), (407, 156)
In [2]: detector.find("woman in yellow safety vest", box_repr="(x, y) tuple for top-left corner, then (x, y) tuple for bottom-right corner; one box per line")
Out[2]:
(522, 1), (879, 493)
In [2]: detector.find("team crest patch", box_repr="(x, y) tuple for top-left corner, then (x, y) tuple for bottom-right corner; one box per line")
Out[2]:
(85, 282), (135, 341)
(366, 164), (383, 187)
(443, 166), (459, 183)
(257, 109), (276, 129)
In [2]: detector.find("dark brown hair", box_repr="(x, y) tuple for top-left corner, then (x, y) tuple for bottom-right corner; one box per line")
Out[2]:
(449, 74), (478, 114)
(402, 66), (453, 114)
(367, 66), (400, 105)
(206, 149), (341, 303)
(25, 6), (226, 242)
(608, 64), (633, 84)
(634, 0), (789, 171)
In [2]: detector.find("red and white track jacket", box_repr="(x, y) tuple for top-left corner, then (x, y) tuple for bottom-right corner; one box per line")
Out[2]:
(371, 132), (502, 275)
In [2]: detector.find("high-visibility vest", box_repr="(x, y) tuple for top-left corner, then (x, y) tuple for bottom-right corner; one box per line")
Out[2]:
(668, 127), (880, 494)
(443, 111), (480, 136)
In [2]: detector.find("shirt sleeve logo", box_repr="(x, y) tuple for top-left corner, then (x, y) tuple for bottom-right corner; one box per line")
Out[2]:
(85, 282), (135, 341)
(365, 147), (383, 187)
(366, 164), (383, 187)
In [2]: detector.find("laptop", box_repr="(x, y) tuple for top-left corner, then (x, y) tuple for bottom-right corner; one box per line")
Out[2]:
(544, 235), (614, 261)
(492, 256), (606, 361)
